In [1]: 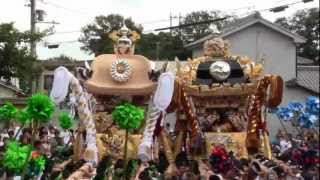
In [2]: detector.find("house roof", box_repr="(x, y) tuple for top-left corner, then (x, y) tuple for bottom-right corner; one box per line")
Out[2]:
(38, 60), (93, 70)
(0, 80), (23, 94)
(185, 12), (306, 49)
(296, 66), (319, 93)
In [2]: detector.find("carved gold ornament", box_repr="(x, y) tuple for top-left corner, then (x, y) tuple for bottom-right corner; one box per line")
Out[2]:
(110, 59), (132, 83)
(108, 25), (141, 43)
(97, 133), (141, 159)
(203, 38), (230, 57)
(205, 132), (248, 158)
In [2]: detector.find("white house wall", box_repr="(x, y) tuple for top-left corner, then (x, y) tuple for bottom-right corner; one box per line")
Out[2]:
(224, 23), (296, 81)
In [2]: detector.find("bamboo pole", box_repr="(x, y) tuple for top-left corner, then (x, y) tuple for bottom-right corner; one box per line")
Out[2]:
(124, 129), (129, 180)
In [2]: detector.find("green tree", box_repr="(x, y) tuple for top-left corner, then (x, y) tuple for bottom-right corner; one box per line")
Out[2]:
(135, 32), (189, 60)
(178, 10), (235, 43)
(157, 32), (188, 60)
(275, 8), (319, 63)
(135, 33), (158, 59)
(80, 14), (189, 60)
(79, 14), (142, 56)
(47, 54), (77, 61)
(0, 23), (43, 94)
(180, 11), (213, 43)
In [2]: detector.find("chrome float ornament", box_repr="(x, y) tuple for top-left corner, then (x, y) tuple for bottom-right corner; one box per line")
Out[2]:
(110, 59), (132, 83)
(209, 61), (231, 81)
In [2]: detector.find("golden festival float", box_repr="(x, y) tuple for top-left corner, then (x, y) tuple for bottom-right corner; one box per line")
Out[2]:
(49, 24), (284, 179)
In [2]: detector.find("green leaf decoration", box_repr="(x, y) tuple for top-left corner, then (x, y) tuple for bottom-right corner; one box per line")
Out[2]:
(16, 108), (30, 125)
(58, 112), (73, 130)
(0, 101), (17, 121)
(26, 154), (47, 177)
(125, 159), (138, 178)
(32, 155), (46, 173)
(112, 102), (145, 130)
(26, 93), (55, 122)
(3, 140), (30, 173)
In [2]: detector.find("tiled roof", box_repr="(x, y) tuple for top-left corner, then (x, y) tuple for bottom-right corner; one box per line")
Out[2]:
(296, 66), (319, 93)
(39, 59), (92, 67)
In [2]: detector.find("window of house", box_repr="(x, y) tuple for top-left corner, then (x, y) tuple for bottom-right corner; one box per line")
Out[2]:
(44, 75), (54, 92)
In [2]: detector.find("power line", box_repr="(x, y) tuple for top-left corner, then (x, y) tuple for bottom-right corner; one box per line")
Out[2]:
(47, 30), (81, 35)
(150, 0), (312, 32)
(40, 0), (91, 15)
(42, 40), (80, 47)
(257, 0), (302, 12)
(50, 40), (79, 44)
(155, 17), (229, 31)
(40, 0), (179, 28)
(228, 0), (313, 18)
(41, 0), (311, 34)
(44, 0), (314, 38)
(225, 5), (255, 11)
(139, 18), (178, 25)
(41, 0), (176, 25)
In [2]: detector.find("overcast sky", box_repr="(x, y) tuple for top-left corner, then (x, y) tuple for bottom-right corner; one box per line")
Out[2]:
(0, 0), (318, 60)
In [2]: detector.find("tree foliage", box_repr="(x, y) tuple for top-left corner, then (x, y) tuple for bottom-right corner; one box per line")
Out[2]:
(275, 8), (319, 63)
(81, 14), (192, 60)
(80, 12), (238, 60)
(79, 14), (142, 56)
(47, 54), (76, 61)
(177, 10), (236, 43)
(80, 14), (191, 60)
(135, 32), (189, 60)
(0, 23), (44, 94)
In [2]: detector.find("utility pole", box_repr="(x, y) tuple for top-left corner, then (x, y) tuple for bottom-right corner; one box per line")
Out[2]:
(30, 0), (36, 57)
(178, 13), (182, 39)
(30, 0), (37, 93)
(169, 12), (173, 36)
(178, 13), (182, 25)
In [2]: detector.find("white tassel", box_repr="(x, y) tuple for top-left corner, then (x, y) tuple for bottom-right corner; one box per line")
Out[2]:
(51, 66), (98, 166)
(138, 101), (161, 162)
(50, 66), (72, 104)
(138, 72), (175, 162)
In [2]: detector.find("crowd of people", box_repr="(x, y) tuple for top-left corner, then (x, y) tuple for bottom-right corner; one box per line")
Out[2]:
(0, 124), (73, 153)
(0, 122), (75, 179)
(0, 122), (319, 179)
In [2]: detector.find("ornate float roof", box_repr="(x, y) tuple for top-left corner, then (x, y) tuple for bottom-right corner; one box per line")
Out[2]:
(85, 54), (156, 95)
